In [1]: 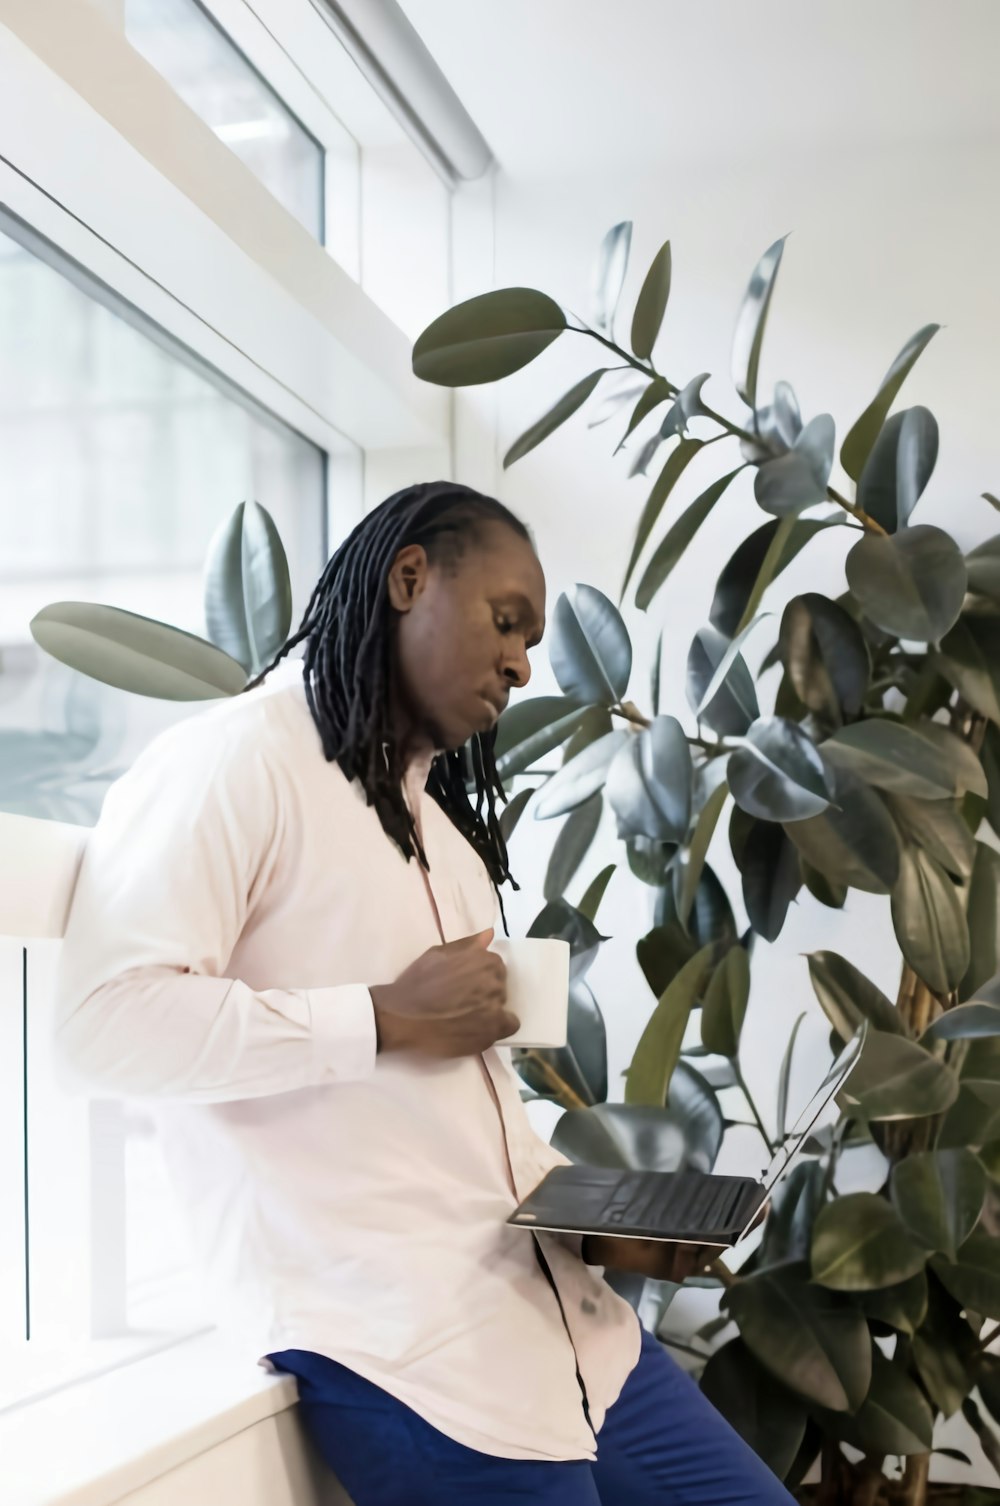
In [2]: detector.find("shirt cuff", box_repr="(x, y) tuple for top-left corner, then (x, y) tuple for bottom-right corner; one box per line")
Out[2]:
(308, 984), (378, 1083)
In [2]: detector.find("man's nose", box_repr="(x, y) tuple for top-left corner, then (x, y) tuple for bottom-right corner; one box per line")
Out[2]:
(502, 644), (531, 689)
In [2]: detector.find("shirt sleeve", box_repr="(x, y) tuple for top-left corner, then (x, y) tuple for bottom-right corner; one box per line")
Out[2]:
(52, 706), (377, 1103)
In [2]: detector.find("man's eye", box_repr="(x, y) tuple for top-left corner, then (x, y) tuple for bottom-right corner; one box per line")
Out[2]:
(495, 617), (514, 634)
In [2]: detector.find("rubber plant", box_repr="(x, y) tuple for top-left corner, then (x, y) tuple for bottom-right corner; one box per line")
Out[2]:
(409, 226), (1000, 1506)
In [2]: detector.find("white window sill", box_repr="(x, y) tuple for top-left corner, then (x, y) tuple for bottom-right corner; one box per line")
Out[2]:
(0, 1329), (298, 1506)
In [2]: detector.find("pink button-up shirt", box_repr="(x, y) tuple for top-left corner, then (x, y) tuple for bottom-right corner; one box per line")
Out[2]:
(53, 660), (640, 1461)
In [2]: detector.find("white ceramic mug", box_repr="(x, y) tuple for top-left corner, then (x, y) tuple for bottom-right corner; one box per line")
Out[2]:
(489, 937), (570, 1049)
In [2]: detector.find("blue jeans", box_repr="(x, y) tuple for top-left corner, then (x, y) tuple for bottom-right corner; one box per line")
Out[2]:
(268, 1325), (795, 1504)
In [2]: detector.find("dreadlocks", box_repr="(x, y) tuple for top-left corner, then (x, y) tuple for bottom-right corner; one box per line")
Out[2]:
(243, 481), (530, 894)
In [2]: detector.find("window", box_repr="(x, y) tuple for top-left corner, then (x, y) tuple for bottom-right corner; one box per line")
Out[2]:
(0, 217), (327, 1403)
(125, 0), (326, 241)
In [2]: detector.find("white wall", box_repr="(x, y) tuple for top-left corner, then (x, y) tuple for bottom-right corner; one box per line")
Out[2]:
(455, 135), (1000, 1156)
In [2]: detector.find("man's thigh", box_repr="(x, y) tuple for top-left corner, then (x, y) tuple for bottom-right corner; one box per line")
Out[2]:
(269, 1349), (601, 1506)
(593, 1327), (797, 1506)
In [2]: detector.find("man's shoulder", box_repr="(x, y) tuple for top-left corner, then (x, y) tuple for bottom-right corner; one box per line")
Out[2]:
(132, 661), (319, 783)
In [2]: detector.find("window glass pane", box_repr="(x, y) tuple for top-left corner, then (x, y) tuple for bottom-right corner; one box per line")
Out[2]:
(125, 0), (324, 241)
(0, 218), (326, 827)
(0, 217), (330, 1365)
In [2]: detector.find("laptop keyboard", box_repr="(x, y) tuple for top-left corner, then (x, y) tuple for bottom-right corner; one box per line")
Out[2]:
(609, 1173), (753, 1234)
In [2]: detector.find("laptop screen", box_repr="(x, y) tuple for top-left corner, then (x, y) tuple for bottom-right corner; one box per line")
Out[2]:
(756, 1024), (867, 1196)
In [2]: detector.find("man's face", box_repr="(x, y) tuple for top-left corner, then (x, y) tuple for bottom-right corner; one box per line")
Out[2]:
(388, 522), (546, 752)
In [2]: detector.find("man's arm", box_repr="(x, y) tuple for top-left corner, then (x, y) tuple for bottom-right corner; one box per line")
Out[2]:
(52, 713), (377, 1103)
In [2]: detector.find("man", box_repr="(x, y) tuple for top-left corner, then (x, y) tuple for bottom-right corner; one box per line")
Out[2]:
(54, 481), (793, 1504)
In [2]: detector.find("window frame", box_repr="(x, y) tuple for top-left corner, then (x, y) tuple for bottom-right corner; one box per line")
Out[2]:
(0, 0), (451, 1416)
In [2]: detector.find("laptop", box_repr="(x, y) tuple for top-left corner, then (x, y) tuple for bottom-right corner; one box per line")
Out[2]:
(507, 1027), (865, 1250)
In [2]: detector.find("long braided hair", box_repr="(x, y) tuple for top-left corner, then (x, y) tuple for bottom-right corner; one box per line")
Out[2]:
(244, 481), (530, 892)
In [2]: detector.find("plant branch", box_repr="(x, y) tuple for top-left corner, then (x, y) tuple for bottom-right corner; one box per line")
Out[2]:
(826, 484), (887, 536)
(612, 703), (732, 756)
(519, 1051), (588, 1111)
(566, 325), (660, 380)
(979, 1322), (1000, 1352)
(734, 1064), (775, 1154)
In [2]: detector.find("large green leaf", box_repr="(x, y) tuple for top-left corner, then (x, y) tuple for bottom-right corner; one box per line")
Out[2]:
(700, 1340), (807, 1482)
(961, 843), (1000, 1001)
(859, 1271), (929, 1336)
(891, 1150), (985, 1261)
(857, 406), (939, 533)
(591, 220), (632, 333)
(811, 1193), (926, 1290)
(550, 585), (632, 705)
(528, 905), (604, 990)
(498, 786), (534, 842)
(552, 1063), (724, 1173)
(494, 695), (592, 782)
(203, 500), (292, 675)
(700, 945), (751, 1058)
(622, 438), (704, 596)
(655, 861), (739, 957)
(966, 535), (1000, 602)
(710, 517), (843, 638)
(534, 731), (629, 819)
(412, 288), (565, 386)
(824, 717), (983, 801)
(834, 1347), (933, 1456)
(776, 1013), (808, 1141)
(884, 794), (976, 881)
(778, 594), (869, 724)
(840, 324), (941, 481)
(725, 1262), (871, 1412)
(938, 1082), (1000, 1152)
(924, 1001), (1000, 1044)
(846, 525), (967, 642)
(937, 613), (1000, 724)
(578, 864), (615, 923)
(544, 795), (602, 901)
(617, 378), (671, 451)
(741, 819), (801, 941)
(636, 468), (745, 611)
(982, 723), (1000, 838)
(786, 763), (901, 894)
(728, 717), (833, 822)
(626, 945), (714, 1107)
(891, 844), (971, 994)
(754, 414), (835, 517)
(31, 601), (248, 701)
(503, 369), (607, 468)
(731, 237), (786, 410)
(678, 780), (729, 927)
(805, 951), (905, 1041)
(911, 1277), (978, 1417)
(932, 1228), (1000, 1318)
(606, 716), (692, 843)
(686, 625), (759, 738)
(630, 239), (672, 359)
(839, 1029), (958, 1120)
(758, 1160), (826, 1268)
(515, 979), (608, 1106)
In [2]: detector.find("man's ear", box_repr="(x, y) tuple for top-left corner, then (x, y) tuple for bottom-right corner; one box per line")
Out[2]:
(387, 544), (429, 613)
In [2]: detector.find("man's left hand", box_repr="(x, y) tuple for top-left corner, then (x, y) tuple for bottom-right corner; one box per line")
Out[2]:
(580, 1235), (723, 1283)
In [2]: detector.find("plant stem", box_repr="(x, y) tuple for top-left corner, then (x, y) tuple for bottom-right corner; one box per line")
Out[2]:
(611, 703), (732, 757)
(826, 484), (888, 536)
(734, 1064), (775, 1154)
(520, 1051), (588, 1111)
(566, 325), (659, 380)
(980, 1322), (1000, 1352)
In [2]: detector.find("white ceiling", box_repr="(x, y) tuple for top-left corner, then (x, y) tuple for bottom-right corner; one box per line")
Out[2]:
(399, 0), (1000, 178)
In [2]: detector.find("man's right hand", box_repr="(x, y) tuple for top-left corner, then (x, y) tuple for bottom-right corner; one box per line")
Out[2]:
(370, 930), (520, 1059)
